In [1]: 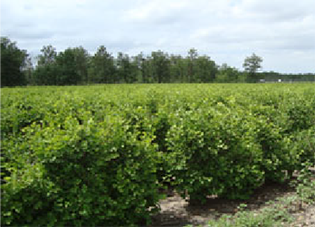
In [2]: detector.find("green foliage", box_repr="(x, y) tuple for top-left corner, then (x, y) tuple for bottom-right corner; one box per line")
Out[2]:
(243, 53), (263, 74)
(2, 37), (315, 86)
(116, 52), (138, 83)
(1, 37), (28, 86)
(251, 117), (292, 182)
(243, 53), (263, 82)
(88, 45), (116, 83)
(194, 55), (217, 82)
(1, 88), (162, 226)
(151, 51), (171, 83)
(166, 103), (265, 201)
(55, 48), (81, 85)
(216, 64), (241, 83)
(287, 127), (315, 175)
(33, 46), (89, 85)
(294, 162), (315, 204)
(1, 84), (315, 225)
(1, 38), (223, 86)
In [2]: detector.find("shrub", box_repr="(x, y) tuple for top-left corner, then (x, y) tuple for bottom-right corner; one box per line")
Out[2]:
(1, 116), (161, 226)
(251, 117), (292, 182)
(166, 106), (265, 202)
(291, 127), (315, 168)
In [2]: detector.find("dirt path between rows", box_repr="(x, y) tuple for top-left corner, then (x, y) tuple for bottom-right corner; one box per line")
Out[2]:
(151, 181), (315, 226)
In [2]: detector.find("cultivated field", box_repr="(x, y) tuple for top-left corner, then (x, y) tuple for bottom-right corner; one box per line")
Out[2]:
(1, 84), (315, 226)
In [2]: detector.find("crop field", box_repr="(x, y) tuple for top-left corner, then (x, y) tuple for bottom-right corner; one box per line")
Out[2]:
(1, 83), (315, 226)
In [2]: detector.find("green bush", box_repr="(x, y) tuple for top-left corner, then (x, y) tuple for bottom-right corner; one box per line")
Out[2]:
(251, 117), (293, 182)
(166, 105), (265, 202)
(291, 127), (315, 167)
(283, 97), (315, 133)
(2, 83), (315, 223)
(1, 116), (161, 226)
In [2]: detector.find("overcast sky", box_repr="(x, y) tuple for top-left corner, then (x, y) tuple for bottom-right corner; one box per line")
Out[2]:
(1, 0), (315, 73)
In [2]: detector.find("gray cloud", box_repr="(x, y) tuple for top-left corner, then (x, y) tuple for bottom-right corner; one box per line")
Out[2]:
(1, 0), (314, 73)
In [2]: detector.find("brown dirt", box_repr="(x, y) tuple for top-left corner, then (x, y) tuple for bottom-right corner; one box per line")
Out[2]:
(151, 179), (315, 227)
(289, 204), (315, 227)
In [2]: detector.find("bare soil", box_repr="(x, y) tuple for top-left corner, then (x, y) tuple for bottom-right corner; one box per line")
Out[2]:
(151, 181), (315, 226)
(289, 204), (315, 227)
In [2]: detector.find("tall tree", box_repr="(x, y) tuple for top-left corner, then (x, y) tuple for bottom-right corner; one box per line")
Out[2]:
(33, 45), (58, 85)
(116, 52), (138, 83)
(170, 55), (186, 83)
(216, 63), (240, 83)
(134, 53), (153, 83)
(194, 55), (217, 82)
(71, 46), (89, 83)
(88, 46), (116, 83)
(24, 56), (34, 85)
(151, 51), (170, 83)
(243, 53), (263, 82)
(34, 46), (89, 85)
(37, 45), (57, 66)
(1, 37), (28, 86)
(187, 48), (198, 82)
(55, 48), (81, 85)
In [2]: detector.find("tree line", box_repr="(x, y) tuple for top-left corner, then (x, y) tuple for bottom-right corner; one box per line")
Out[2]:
(1, 37), (314, 87)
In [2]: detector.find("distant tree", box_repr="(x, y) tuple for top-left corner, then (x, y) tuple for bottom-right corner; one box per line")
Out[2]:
(88, 46), (116, 83)
(141, 56), (154, 83)
(37, 45), (57, 66)
(187, 48), (198, 82)
(55, 48), (81, 85)
(151, 51), (170, 83)
(24, 56), (34, 85)
(1, 37), (28, 86)
(116, 52), (138, 83)
(194, 55), (217, 82)
(169, 54), (186, 83)
(243, 53), (263, 82)
(34, 46), (89, 85)
(71, 46), (89, 83)
(33, 65), (55, 85)
(33, 45), (58, 85)
(133, 53), (156, 83)
(134, 52), (147, 83)
(216, 63), (240, 83)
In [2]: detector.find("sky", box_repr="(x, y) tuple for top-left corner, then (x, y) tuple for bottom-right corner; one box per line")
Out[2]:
(1, 0), (315, 73)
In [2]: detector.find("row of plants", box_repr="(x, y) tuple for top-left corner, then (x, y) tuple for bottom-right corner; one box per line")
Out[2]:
(1, 84), (315, 226)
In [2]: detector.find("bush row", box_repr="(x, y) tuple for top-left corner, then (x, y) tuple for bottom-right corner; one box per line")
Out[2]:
(1, 84), (315, 225)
